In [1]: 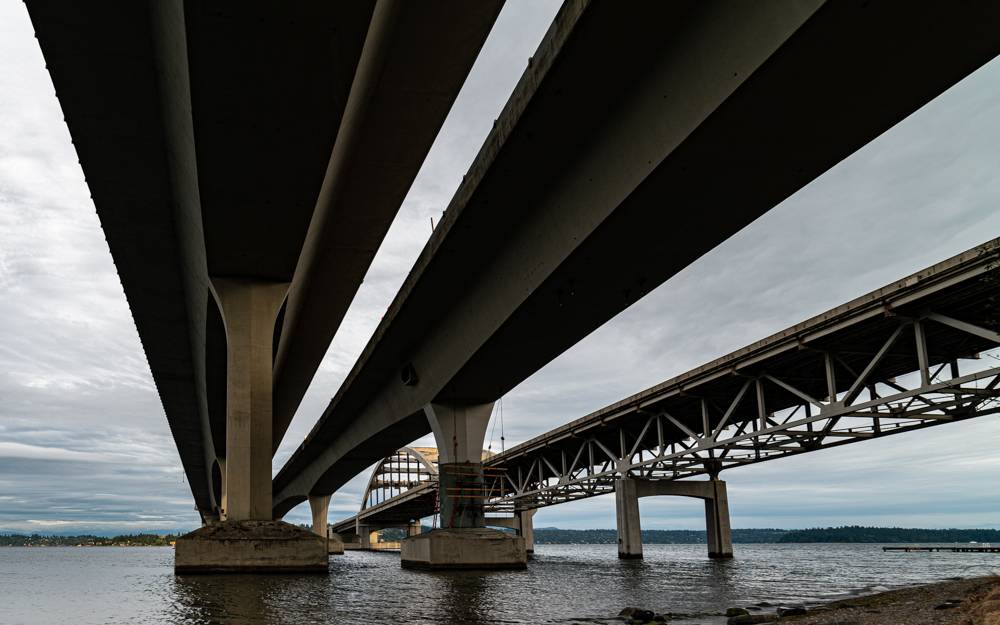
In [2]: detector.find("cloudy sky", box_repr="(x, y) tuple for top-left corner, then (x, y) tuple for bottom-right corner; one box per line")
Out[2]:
(2, 1), (999, 535)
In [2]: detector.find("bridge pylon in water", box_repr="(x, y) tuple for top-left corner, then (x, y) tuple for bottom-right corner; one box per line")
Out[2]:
(400, 403), (527, 569)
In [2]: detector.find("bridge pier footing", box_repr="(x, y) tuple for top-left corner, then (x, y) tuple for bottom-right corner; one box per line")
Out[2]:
(176, 280), (327, 574)
(401, 402), (526, 570)
(175, 520), (328, 573)
(615, 477), (733, 560)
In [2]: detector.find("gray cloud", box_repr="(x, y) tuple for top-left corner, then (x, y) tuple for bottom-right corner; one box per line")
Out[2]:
(2, 1), (999, 534)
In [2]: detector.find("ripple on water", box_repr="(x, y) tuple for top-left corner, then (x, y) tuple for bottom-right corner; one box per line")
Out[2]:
(0, 544), (996, 625)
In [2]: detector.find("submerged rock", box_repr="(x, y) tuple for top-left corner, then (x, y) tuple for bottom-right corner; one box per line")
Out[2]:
(618, 607), (655, 623)
(726, 608), (751, 617)
(776, 605), (807, 617)
(727, 614), (777, 625)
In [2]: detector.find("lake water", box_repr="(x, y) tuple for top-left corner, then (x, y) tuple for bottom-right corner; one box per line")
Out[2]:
(1, 543), (998, 624)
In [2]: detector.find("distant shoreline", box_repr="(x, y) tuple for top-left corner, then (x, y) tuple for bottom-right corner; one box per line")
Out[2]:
(0, 533), (180, 547)
(531, 526), (1000, 545)
(4, 526), (998, 547)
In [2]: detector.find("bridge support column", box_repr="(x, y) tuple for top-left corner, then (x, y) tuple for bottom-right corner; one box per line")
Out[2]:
(401, 402), (526, 570)
(327, 531), (344, 555)
(174, 280), (326, 573)
(309, 495), (330, 539)
(616, 478), (643, 559)
(360, 528), (380, 550)
(309, 495), (343, 555)
(516, 508), (536, 554)
(408, 521), (422, 537)
(218, 457), (228, 521)
(616, 477), (734, 561)
(703, 480), (733, 559)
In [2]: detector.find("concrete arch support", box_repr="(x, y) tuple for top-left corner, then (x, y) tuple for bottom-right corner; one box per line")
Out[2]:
(615, 478), (733, 560)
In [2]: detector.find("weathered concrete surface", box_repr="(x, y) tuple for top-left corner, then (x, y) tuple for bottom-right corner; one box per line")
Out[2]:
(426, 402), (493, 529)
(327, 532), (344, 555)
(400, 528), (526, 570)
(438, 462), (486, 529)
(174, 520), (327, 573)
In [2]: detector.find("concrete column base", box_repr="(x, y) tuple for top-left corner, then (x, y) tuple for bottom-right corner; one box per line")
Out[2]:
(327, 533), (344, 555)
(400, 528), (526, 570)
(174, 520), (328, 574)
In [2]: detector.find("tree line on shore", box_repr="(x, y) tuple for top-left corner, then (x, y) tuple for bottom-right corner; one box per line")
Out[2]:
(0, 533), (181, 547)
(4, 525), (999, 546)
(531, 526), (1000, 544)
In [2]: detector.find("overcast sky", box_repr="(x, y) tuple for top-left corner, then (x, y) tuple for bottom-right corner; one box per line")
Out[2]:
(2, 2), (999, 535)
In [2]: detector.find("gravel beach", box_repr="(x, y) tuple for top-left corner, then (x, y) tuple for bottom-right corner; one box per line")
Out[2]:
(778, 576), (1000, 625)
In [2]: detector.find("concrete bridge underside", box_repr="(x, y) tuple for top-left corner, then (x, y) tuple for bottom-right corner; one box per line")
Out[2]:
(27, 0), (503, 572)
(273, 0), (1000, 569)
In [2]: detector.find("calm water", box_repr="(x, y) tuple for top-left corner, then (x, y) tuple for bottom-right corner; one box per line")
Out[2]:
(1, 544), (998, 625)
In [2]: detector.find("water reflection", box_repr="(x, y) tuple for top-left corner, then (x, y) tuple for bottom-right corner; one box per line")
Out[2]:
(435, 570), (501, 625)
(171, 572), (332, 625)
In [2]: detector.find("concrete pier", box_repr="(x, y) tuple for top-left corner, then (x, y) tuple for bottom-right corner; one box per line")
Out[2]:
(175, 521), (327, 574)
(174, 280), (327, 573)
(359, 526), (377, 549)
(516, 509), (535, 554)
(309, 495), (330, 539)
(401, 528), (526, 570)
(488, 509), (536, 554)
(615, 478), (733, 560)
(327, 532), (345, 555)
(212, 279), (287, 521)
(401, 402), (526, 569)
(615, 478), (642, 559)
(310, 494), (343, 554)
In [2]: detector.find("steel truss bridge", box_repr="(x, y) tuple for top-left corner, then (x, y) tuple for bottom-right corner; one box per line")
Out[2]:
(335, 239), (1000, 530)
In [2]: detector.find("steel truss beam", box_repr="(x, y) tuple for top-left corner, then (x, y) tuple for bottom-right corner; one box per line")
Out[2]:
(485, 312), (1000, 509)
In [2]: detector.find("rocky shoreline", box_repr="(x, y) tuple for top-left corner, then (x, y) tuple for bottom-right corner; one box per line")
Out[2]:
(618, 576), (1000, 625)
